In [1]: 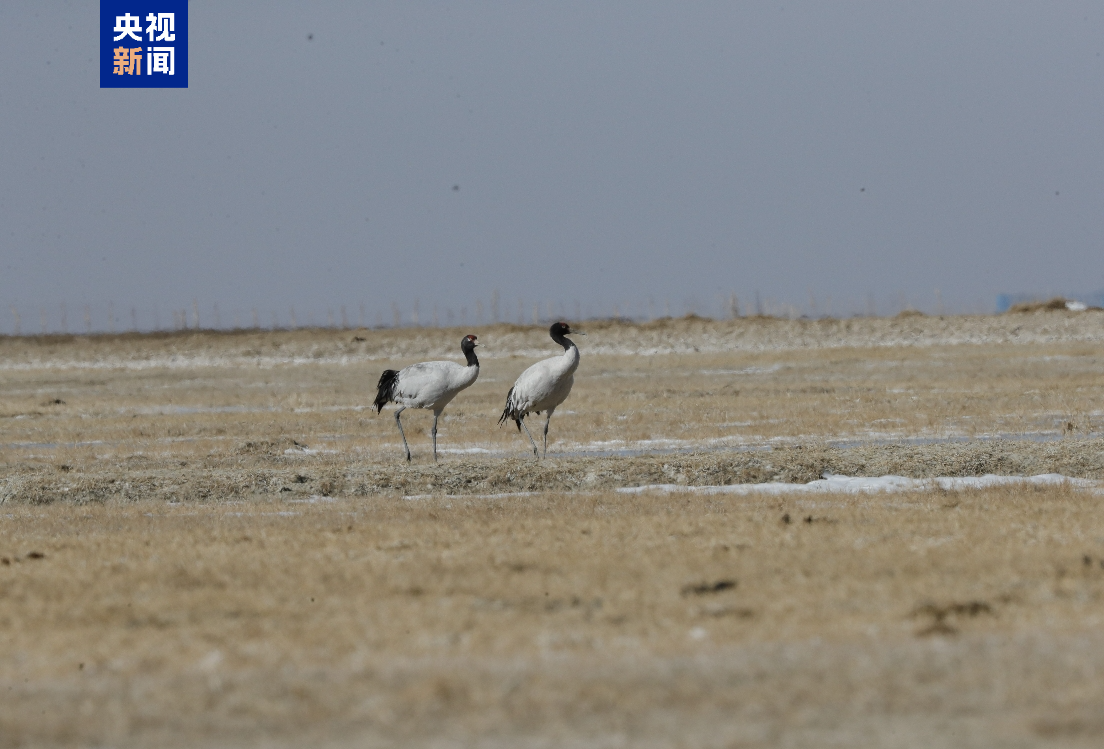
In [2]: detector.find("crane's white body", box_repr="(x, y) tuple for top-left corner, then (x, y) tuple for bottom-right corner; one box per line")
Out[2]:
(506, 344), (579, 416)
(500, 323), (583, 458)
(389, 360), (479, 412)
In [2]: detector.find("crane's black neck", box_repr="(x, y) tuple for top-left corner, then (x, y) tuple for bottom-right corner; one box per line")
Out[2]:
(550, 330), (574, 351)
(462, 342), (479, 367)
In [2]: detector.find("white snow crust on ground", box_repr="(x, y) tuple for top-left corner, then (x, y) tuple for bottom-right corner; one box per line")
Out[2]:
(618, 473), (1102, 495)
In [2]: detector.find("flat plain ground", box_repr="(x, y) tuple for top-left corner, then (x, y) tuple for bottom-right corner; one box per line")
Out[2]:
(2, 311), (1104, 747)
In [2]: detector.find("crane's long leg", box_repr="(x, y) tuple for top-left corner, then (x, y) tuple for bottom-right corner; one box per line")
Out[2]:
(518, 416), (539, 458)
(394, 406), (411, 462)
(431, 411), (440, 464)
(542, 409), (554, 459)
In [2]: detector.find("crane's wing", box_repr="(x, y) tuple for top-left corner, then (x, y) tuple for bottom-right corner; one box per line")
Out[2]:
(393, 361), (462, 407)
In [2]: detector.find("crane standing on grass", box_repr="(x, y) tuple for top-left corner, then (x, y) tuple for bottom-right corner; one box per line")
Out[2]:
(499, 322), (585, 458)
(374, 334), (480, 462)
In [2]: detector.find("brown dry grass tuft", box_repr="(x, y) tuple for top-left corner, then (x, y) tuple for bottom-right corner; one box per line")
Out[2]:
(2, 439), (1104, 506)
(1008, 297), (1072, 313)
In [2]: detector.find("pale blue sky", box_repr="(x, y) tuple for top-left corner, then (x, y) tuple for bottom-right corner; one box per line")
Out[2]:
(2, 2), (1103, 331)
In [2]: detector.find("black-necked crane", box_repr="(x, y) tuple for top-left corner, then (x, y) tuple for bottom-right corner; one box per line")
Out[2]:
(374, 334), (480, 462)
(499, 322), (585, 458)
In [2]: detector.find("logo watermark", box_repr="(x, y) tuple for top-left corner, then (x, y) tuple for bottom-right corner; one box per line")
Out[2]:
(100, 1), (188, 88)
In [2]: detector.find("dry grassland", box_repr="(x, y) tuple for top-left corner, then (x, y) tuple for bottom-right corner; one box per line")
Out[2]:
(5, 487), (1104, 748)
(1, 312), (1103, 490)
(2, 311), (1104, 747)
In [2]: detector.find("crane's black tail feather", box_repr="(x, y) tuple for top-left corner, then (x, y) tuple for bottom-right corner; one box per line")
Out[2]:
(499, 387), (523, 429)
(374, 370), (400, 413)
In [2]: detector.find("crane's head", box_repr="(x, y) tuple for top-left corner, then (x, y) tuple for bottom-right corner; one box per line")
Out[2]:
(461, 334), (479, 350)
(550, 322), (585, 338)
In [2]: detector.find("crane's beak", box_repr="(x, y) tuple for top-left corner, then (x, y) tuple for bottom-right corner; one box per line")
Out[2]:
(572, 330), (586, 336)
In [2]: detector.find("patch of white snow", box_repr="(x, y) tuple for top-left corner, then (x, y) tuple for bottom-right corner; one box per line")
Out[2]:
(618, 473), (1098, 495)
